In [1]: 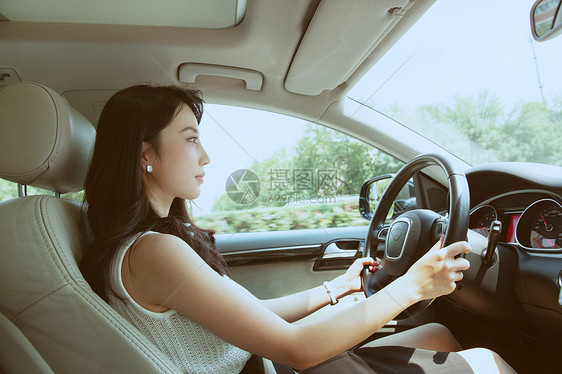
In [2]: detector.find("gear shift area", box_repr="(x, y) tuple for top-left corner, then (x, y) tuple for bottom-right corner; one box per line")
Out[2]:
(482, 220), (502, 267)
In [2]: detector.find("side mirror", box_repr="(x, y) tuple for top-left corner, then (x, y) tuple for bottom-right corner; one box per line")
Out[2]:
(531, 0), (562, 41)
(359, 175), (416, 221)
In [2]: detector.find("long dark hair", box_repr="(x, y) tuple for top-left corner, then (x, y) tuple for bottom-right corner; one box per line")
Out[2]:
(80, 84), (227, 301)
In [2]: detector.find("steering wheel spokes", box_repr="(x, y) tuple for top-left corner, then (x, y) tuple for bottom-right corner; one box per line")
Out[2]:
(384, 210), (444, 277)
(362, 153), (469, 318)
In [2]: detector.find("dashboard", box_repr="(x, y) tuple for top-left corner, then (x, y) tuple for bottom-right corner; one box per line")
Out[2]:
(459, 162), (562, 342)
(466, 162), (562, 253)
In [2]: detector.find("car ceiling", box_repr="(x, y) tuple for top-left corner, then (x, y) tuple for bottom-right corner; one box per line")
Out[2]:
(0, 0), (436, 126)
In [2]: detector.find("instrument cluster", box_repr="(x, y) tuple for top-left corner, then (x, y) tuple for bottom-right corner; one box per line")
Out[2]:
(469, 198), (562, 251)
(516, 199), (562, 250)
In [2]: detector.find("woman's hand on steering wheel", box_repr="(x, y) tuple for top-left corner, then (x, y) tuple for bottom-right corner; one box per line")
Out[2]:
(402, 239), (472, 301)
(334, 257), (383, 294)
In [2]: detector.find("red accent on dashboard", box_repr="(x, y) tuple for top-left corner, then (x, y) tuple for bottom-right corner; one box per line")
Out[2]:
(506, 214), (520, 242)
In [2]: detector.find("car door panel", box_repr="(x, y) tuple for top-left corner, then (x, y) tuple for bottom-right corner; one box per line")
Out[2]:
(217, 226), (369, 299)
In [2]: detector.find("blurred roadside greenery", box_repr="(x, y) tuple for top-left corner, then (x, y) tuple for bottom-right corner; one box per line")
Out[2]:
(0, 180), (16, 202)
(195, 195), (367, 233)
(388, 92), (562, 166)
(0, 182), (84, 202)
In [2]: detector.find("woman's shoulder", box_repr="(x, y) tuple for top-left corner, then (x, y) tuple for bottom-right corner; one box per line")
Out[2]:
(133, 232), (195, 259)
(130, 231), (203, 273)
(135, 231), (183, 247)
(125, 231), (207, 305)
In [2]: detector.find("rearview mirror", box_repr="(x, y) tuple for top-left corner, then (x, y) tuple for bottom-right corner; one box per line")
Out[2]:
(531, 0), (562, 41)
(359, 175), (416, 221)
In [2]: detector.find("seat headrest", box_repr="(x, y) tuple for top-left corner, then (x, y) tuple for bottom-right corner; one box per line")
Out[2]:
(0, 82), (96, 193)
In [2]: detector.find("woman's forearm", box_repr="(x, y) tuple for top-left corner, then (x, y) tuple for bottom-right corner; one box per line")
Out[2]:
(285, 276), (420, 369)
(231, 273), (419, 369)
(260, 258), (379, 322)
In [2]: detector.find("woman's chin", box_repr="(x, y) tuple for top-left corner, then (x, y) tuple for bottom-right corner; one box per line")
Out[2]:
(183, 189), (201, 201)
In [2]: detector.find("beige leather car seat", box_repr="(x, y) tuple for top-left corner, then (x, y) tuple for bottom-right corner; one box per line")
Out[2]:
(0, 82), (181, 373)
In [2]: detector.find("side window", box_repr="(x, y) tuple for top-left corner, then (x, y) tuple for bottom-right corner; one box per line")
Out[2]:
(0, 180), (18, 201)
(193, 104), (403, 233)
(0, 180), (84, 201)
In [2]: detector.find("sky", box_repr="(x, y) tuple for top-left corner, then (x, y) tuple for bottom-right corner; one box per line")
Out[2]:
(348, 0), (562, 110)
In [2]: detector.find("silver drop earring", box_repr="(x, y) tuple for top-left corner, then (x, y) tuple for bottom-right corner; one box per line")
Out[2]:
(146, 165), (153, 173)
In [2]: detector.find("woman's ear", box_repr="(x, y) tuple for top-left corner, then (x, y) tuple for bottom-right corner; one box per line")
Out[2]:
(141, 141), (152, 171)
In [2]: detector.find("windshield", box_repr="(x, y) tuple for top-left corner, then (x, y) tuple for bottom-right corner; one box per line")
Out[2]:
(348, 0), (562, 166)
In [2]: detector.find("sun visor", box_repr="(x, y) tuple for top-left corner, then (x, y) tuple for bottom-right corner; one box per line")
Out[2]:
(285, 0), (414, 96)
(0, 0), (246, 29)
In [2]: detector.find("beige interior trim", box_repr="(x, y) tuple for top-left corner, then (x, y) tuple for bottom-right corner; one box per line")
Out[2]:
(0, 313), (54, 374)
(62, 89), (118, 129)
(285, 0), (412, 95)
(229, 260), (345, 300)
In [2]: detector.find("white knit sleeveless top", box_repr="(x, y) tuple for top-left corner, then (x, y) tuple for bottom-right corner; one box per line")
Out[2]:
(108, 232), (251, 373)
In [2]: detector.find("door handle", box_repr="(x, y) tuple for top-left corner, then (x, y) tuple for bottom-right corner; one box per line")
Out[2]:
(322, 242), (359, 259)
(314, 240), (364, 271)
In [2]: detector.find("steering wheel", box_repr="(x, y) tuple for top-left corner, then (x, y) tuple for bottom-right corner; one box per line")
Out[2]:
(362, 153), (470, 319)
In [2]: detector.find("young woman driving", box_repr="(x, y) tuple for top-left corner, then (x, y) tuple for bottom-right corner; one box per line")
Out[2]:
(80, 85), (516, 373)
